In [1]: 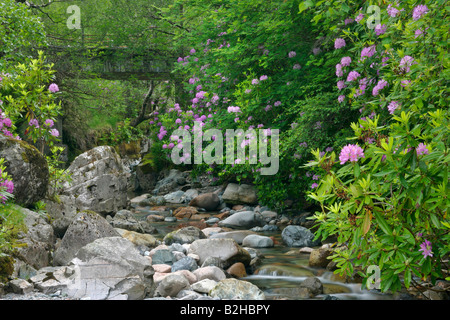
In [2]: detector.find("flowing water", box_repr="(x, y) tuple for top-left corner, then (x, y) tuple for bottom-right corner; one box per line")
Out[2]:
(132, 204), (392, 300)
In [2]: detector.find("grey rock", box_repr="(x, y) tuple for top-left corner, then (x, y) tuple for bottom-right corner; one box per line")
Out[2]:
(43, 195), (77, 237)
(163, 190), (185, 204)
(156, 274), (190, 297)
(171, 256), (198, 272)
(281, 225), (321, 247)
(163, 226), (206, 245)
(299, 277), (323, 297)
(242, 234), (274, 248)
(68, 236), (155, 300)
(209, 230), (257, 245)
(218, 211), (264, 229)
(209, 278), (265, 300)
(151, 249), (175, 265)
(188, 238), (251, 268)
(61, 146), (128, 215)
(190, 279), (218, 294)
(153, 169), (188, 195)
(53, 211), (120, 266)
(110, 209), (149, 233)
(222, 183), (258, 205)
(14, 207), (55, 270)
(8, 279), (33, 294)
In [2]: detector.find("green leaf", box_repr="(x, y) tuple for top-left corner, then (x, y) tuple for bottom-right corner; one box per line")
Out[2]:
(404, 268), (411, 288)
(430, 214), (441, 229)
(298, 1), (313, 13)
(374, 211), (392, 235)
(354, 163), (360, 178)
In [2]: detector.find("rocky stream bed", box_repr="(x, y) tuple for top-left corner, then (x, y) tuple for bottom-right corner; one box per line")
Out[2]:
(1, 145), (443, 301)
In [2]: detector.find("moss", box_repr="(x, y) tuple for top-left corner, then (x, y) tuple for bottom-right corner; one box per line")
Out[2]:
(0, 256), (14, 283)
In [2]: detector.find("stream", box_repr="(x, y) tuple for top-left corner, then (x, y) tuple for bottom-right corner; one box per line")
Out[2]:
(132, 203), (392, 300)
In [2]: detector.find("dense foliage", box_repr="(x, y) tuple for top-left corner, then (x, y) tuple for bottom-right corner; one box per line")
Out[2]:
(303, 0), (449, 292)
(149, 0), (361, 210)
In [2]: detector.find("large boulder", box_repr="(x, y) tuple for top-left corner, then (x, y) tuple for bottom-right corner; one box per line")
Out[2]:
(218, 211), (264, 229)
(14, 207), (55, 270)
(221, 183), (258, 205)
(0, 135), (49, 206)
(281, 225), (321, 248)
(53, 211), (120, 266)
(188, 238), (251, 268)
(61, 146), (127, 215)
(46, 236), (154, 300)
(71, 236), (154, 300)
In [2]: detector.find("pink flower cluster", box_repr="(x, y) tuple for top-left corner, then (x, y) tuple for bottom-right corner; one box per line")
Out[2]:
(412, 5), (429, 21)
(0, 162), (14, 202)
(416, 143), (429, 156)
(339, 144), (365, 164)
(0, 109), (16, 138)
(334, 38), (346, 49)
(399, 55), (415, 73)
(372, 79), (388, 96)
(387, 101), (400, 114)
(48, 83), (59, 93)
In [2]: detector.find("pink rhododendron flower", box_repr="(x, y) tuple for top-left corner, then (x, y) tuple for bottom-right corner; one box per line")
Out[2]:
(49, 83), (59, 93)
(50, 129), (59, 137)
(416, 143), (429, 156)
(387, 4), (401, 18)
(400, 55), (415, 73)
(419, 239), (433, 258)
(44, 119), (54, 127)
(339, 144), (365, 164)
(340, 56), (351, 67)
(347, 71), (361, 82)
(337, 80), (346, 90)
(387, 101), (401, 114)
(336, 64), (343, 77)
(334, 38), (346, 49)
(375, 24), (387, 36)
(412, 5), (429, 20)
(372, 79), (388, 96)
(361, 45), (376, 61)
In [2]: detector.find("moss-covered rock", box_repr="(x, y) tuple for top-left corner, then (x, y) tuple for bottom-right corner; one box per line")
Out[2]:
(0, 134), (49, 206)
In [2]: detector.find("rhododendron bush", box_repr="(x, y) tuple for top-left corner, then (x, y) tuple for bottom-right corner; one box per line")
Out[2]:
(157, 0), (449, 293)
(0, 51), (62, 154)
(303, 0), (449, 292)
(157, 0), (361, 209)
